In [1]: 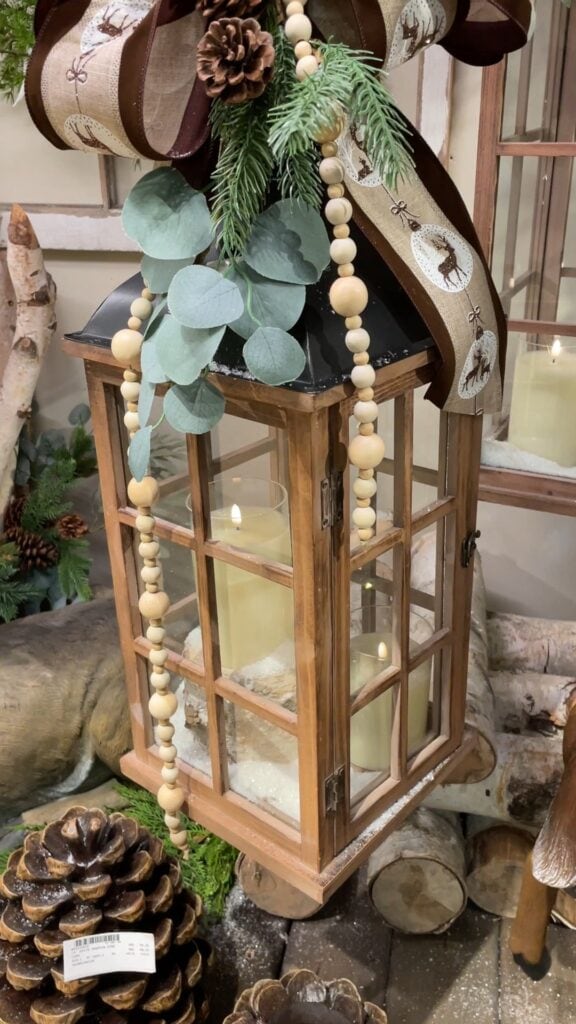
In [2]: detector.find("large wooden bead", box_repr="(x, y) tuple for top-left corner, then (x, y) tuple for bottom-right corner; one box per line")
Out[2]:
(124, 411), (140, 432)
(350, 363), (375, 389)
(130, 297), (153, 320)
(330, 238), (357, 265)
(314, 121), (342, 144)
(320, 158), (344, 185)
(149, 647), (168, 666)
(121, 381), (140, 402)
(353, 476), (378, 500)
(358, 527), (374, 542)
(111, 328), (143, 366)
(330, 277), (369, 318)
(296, 55), (319, 79)
(150, 669), (171, 690)
(135, 514), (155, 533)
(285, 12), (312, 42)
(158, 744), (177, 763)
(157, 784), (184, 814)
(348, 432), (386, 469)
(147, 625), (166, 644)
(352, 506), (376, 529)
(294, 40), (312, 57)
(156, 722), (174, 741)
(169, 830), (188, 849)
(325, 198), (353, 225)
(139, 590), (170, 619)
(354, 400), (379, 423)
(141, 565), (162, 585)
(346, 328), (370, 353)
(140, 540), (160, 559)
(286, 0), (304, 14)
(128, 476), (159, 507)
(148, 690), (178, 720)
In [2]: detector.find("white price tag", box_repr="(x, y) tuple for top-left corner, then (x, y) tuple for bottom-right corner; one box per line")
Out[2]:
(62, 932), (156, 981)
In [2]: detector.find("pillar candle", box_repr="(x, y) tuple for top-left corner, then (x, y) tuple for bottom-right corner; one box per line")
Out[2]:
(508, 341), (576, 467)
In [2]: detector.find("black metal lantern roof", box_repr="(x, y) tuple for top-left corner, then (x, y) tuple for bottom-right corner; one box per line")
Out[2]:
(67, 226), (436, 393)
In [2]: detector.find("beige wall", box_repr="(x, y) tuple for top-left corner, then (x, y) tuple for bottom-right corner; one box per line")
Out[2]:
(2, 60), (575, 620)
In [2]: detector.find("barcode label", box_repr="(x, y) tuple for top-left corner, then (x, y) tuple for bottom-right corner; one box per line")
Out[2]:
(63, 932), (156, 981)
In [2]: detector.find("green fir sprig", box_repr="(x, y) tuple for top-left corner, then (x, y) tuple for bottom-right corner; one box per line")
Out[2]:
(0, 542), (42, 623)
(0, 0), (34, 102)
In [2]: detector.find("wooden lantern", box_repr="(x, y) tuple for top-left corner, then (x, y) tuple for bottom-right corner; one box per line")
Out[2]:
(65, 236), (479, 906)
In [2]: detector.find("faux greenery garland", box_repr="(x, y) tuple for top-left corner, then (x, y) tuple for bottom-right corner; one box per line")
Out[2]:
(0, 0), (34, 102)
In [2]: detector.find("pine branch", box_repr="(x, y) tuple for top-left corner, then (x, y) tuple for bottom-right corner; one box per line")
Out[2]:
(276, 146), (323, 207)
(0, 542), (42, 622)
(56, 537), (92, 602)
(0, 1), (34, 102)
(20, 456), (75, 532)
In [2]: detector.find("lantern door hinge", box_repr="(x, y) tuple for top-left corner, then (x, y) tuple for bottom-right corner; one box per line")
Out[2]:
(461, 529), (481, 568)
(324, 766), (345, 814)
(321, 472), (344, 529)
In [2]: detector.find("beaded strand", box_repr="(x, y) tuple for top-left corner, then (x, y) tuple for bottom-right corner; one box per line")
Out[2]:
(283, 0), (385, 542)
(111, 288), (188, 856)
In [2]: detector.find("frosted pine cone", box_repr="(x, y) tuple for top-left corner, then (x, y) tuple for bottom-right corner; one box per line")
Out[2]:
(197, 17), (275, 104)
(224, 970), (388, 1024)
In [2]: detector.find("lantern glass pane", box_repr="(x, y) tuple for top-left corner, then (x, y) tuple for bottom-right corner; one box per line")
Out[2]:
(135, 535), (202, 658)
(168, 678), (212, 778)
(408, 653), (444, 760)
(412, 386), (441, 514)
(222, 701), (300, 826)
(146, 394), (191, 529)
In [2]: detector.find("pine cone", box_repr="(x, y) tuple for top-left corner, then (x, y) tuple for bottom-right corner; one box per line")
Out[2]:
(199, 0), (263, 20)
(4, 526), (59, 571)
(55, 514), (89, 540)
(0, 808), (211, 1024)
(224, 971), (389, 1024)
(2, 496), (26, 533)
(197, 18), (275, 105)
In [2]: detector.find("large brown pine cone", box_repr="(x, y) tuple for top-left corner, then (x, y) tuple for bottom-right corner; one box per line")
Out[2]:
(2, 497), (26, 534)
(55, 515), (89, 540)
(197, 17), (275, 105)
(4, 526), (58, 571)
(198, 0), (264, 20)
(0, 808), (211, 1024)
(224, 970), (388, 1024)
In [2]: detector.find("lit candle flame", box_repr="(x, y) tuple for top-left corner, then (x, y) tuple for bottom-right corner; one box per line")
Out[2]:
(231, 503), (242, 529)
(377, 641), (388, 661)
(551, 339), (562, 361)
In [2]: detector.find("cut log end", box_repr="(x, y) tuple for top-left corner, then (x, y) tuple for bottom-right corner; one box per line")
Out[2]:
(235, 855), (322, 920)
(466, 824), (533, 918)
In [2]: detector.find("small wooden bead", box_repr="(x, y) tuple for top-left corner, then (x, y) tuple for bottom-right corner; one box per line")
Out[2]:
(314, 121), (342, 143)
(358, 527), (374, 542)
(130, 297), (153, 320)
(128, 475), (159, 507)
(158, 744), (177, 762)
(139, 531), (154, 543)
(319, 158), (344, 185)
(338, 263), (355, 277)
(124, 369), (139, 382)
(358, 387), (374, 401)
(141, 287), (154, 301)
(135, 514), (155, 533)
(286, 0), (304, 13)
(345, 327), (370, 352)
(330, 238), (357, 265)
(164, 813), (181, 830)
(127, 316), (142, 331)
(156, 722), (174, 741)
(357, 498), (371, 507)
(353, 352), (370, 365)
(348, 432), (386, 469)
(359, 423), (375, 435)
(161, 765), (179, 784)
(146, 583), (159, 594)
(126, 402), (138, 415)
(149, 690), (178, 720)
(359, 468), (374, 479)
(150, 670), (171, 690)
(120, 381), (140, 402)
(354, 400), (379, 423)
(353, 476), (378, 499)
(149, 648), (168, 668)
(147, 625), (166, 644)
(285, 12), (312, 42)
(169, 830), (188, 849)
(139, 590), (170, 619)
(322, 142), (338, 158)
(328, 184), (345, 200)
(124, 410), (140, 432)
(141, 565), (162, 585)
(294, 39), (312, 57)
(111, 328), (143, 366)
(330, 277), (369, 318)
(351, 363), (375, 389)
(296, 54), (319, 79)
(139, 540), (160, 559)
(345, 316), (362, 329)
(333, 224), (351, 239)
(325, 198), (353, 225)
(157, 784), (184, 814)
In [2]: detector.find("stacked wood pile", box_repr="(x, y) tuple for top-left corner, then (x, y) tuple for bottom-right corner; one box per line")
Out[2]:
(367, 534), (576, 934)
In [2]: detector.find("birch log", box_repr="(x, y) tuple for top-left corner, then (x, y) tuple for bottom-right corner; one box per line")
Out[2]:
(367, 808), (467, 934)
(0, 250), (16, 381)
(411, 532), (496, 783)
(0, 205), (56, 510)
(466, 820), (534, 918)
(490, 670), (576, 733)
(488, 613), (576, 676)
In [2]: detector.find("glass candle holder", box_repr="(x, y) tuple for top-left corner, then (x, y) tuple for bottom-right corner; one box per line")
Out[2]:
(508, 339), (576, 467)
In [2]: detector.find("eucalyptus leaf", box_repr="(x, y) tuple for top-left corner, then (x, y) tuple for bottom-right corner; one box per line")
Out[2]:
(141, 338), (168, 385)
(143, 296), (167, 339)
(138, 379), (156, 427)
(243, 327), (306, 386)
(168, 265), (244, 329)
(68, 403), (91, 426)
(245, 200), (330, 285)
(227, 263), (306, 340)
(163, 380), (225, 434)
(155, 315), (225, 386)
(141, 255), (196, 294)
(128, 426), (152, 481)
(122, 168), (214, 259)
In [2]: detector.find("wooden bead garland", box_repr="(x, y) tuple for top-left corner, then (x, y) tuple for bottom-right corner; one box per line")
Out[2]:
(281, 1), (385, 541)
(112, 284), (188, 857)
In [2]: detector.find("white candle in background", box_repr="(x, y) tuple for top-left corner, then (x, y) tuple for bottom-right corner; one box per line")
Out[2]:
(508, 339), (576, 467)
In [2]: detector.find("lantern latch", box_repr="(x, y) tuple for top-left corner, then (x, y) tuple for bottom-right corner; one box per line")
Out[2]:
(461, 529), (481, 568)
(321, 472), (344, 529)
(324, 766), (346, 814)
